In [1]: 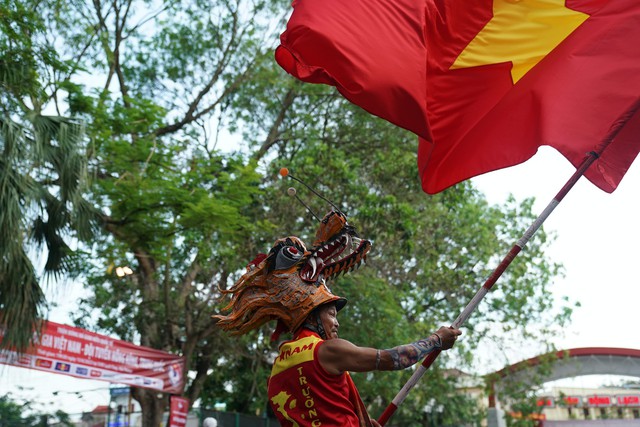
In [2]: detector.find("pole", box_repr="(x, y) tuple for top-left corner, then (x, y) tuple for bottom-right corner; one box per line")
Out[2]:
(377, 97), (640, 425)
(107, 392), (112, 427)
(127, 391), (132, 426)
(377, 151), (600, 425)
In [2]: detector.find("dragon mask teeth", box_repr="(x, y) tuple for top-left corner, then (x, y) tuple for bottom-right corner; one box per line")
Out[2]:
(300, 234), (371, 282)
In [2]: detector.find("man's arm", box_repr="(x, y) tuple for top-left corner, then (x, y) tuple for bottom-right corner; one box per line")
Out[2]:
(318, 326), (461, 374)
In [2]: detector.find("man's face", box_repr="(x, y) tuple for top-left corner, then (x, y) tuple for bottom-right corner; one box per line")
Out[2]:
(317, 303), (340, 340)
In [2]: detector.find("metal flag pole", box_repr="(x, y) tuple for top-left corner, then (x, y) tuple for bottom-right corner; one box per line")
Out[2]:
(378, 96), (640, 425)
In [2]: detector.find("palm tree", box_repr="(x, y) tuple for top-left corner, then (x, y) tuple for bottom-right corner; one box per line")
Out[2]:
(0, 113), (94, 351)
(1, 3), (95, 350)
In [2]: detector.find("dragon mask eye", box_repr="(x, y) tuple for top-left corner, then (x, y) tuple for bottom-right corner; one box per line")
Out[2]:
(274, 245), (303, 270)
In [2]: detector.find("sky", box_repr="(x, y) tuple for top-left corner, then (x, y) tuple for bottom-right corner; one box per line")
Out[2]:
(2, 146), (639, 417)
(472, 147), (640, 391)
(474, 146), (640, 353)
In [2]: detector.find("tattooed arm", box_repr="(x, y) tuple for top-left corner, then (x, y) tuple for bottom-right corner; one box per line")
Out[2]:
(318, 326), (461, 374)
(383, 334), (441, 370)
(377, 326), (461, 371)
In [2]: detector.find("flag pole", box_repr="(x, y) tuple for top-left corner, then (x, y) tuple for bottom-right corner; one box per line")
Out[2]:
(377, 151), (598, 425)
(377, 98), (640, 425)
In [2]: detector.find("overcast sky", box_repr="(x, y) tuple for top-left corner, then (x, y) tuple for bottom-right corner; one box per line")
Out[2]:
(475, 146), (640, 352)
(2, 146), (639, 416)
(472, 146), (640, 394)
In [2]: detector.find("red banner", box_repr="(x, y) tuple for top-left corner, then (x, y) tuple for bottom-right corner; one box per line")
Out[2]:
(0, 320), (185, 393)
(168, 396), (190, 427)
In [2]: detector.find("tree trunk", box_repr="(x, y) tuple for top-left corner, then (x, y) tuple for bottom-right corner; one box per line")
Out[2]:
(134, 388), (168, 427)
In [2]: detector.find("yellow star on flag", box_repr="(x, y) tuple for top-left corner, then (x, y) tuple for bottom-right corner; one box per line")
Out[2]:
(451, 0), (589, 83)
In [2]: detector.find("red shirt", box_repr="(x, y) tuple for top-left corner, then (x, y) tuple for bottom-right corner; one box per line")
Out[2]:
(267, 329), (372, 426)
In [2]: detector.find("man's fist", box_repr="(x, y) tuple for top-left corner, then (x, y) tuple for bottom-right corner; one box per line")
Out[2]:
(434, 326), (462, 350)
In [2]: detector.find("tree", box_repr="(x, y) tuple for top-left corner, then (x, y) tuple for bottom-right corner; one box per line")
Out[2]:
(0, 0), (576, 426)
(0, 0), (94, 351)
(0, 393), (73, 427)
(34, 0), (290, 423)
(231, 104), (571, 423)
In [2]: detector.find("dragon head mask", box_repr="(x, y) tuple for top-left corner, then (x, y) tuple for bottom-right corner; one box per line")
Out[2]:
(214, 210), (372, 338)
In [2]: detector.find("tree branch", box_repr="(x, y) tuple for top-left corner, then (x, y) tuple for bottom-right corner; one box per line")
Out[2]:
(253, 86), (298, 161)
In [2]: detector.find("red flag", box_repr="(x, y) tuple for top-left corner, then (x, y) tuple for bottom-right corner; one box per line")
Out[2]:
(276, 0), (640, 194)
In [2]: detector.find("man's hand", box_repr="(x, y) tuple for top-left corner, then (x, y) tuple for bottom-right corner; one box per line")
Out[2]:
(434, 326), (462, 350)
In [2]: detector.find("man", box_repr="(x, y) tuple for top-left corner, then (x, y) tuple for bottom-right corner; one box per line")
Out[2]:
(269, 298), (460, 427)
(215, 210), (461, 426)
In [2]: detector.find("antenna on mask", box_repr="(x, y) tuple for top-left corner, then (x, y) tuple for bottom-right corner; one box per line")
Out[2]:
(279, 168), (344, 219)
(286, 186), (322, 222)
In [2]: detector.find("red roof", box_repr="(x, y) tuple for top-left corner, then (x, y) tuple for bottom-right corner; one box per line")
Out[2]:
(92, 405), (109, 414)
